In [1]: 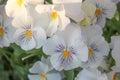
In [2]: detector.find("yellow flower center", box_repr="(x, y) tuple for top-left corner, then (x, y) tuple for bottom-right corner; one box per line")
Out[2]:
(17, 0), (23, 7)
(88, 48), (93, 56)
(51, 11), (59, 20)
(63, 50), (70, 58)
(40, 74), (46, 80)
(95, 8), (101, 16)
(113, 73), (117, 80)
(0, 27), (4, 36)
(25, 29), (32, 38)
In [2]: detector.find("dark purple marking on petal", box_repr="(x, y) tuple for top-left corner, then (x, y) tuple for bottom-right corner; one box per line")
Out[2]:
(55, 44), (65, 53)
(96, 2), (100, 8)
(69, 46), (77, 55)
(23, 25), (32, 30)
(102, 8), (109, 15)
(90, 44), (99, 52)
(88, 53), (97, 63)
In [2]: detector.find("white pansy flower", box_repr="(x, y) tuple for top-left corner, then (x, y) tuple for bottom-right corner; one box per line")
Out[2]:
(35, 4), (70, 36)
(82, 0), (116, 28)
(81, 36), (110, 68)
(28, 60), (62, 80)
(75, 67), (108, 80)
(13, 14), (46, 50)
(43, 23), (88, 71)
(5, 0), (44, 17)
(110, 36), (120, 67)
(81, 25), (109, 68)
(0, 5), (15, 47)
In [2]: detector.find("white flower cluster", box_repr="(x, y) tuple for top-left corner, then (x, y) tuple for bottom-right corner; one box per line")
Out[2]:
(0, 0), (119, 80)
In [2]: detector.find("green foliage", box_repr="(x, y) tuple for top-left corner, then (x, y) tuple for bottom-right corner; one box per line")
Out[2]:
(63, 70), (74, 80)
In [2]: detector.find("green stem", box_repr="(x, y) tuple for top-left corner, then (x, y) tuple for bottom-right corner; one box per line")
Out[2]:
(22, 53), (37, 61)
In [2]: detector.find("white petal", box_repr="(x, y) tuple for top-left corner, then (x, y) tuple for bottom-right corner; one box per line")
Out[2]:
(69, 39), (88, 62)
(110, 36), (120, 48)
(14, 28), (25, 43)
(29, 61), (48, 74)
(4, 21), (16, 43)
(2, 33), (11, 47)
(35, 5), (53, 14)
(41, 57), (53, 71)
(96, 15), (106, 28)
(43, 35), (65, 55)
(81, 24), (103, 42)
(54, 5), (65, 15)
(0, 5), (5, 15)
(107, 71), (114, 80)
(34, 12), (50, 30)
(20, 37), (36, 50)
(102, 0), (116, 19)
(5, 0), (27, 17)
(0, 5), (11, 22)
(47, 72), (62, 80)
(50, 53), (63, 71)
(0, 38), (4, 48)
(25, 0), (44, 5)
(52, 0), (82, 3)
(64, 3), (84, 22)
(33, 27), (46, 49)
(111, 48), (120, 67)
(0, 33), (10, 47)
(75, 68), (100, 80)
(12, 12), (33, 28)
(112, 65), (120, 72)
(5, 0), (18, 17)
(56, 23), (82, 44)
(98, 74), (108, 80)
(46, 19), (59, 36)
(28, 75), (40, 80)
(58, 15), (70, 31)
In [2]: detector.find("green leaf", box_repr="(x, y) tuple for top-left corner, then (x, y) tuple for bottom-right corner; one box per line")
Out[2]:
(11, 44), (25, 57)
(0, 61), (9, 80)
(0, 71), (9, 80)
(117, 3), (120, 13)
(46, 0), (52, 4)
(64, 70), (74, 80)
